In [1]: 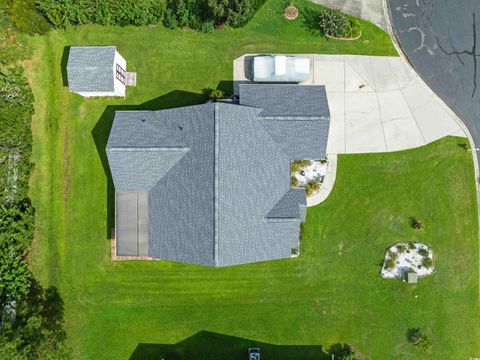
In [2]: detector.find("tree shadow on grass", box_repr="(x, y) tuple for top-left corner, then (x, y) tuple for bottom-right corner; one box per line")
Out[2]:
(91, 90), (206, 240)
(129, 331), (331, 360)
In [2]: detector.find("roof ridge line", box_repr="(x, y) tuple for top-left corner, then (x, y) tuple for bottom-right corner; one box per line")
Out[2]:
(107, 147), (189, 151)
(213, 102), (220, 266)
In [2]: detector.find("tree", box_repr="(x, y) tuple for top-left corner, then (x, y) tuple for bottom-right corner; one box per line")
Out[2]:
(0, 236), (30, 302)
(207, 0), (255, 28)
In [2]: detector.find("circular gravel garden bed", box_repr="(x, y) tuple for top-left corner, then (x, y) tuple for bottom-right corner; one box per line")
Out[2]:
(381, 242), (435, 281)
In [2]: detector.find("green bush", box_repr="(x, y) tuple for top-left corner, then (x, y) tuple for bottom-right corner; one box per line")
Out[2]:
(408, 328), (432, 350)
(0, 66), (67, 358)
(408, 241), (416, 250)
(162, 0), (264, 31)
(207, 0), (256, 28)
(317, 8), (360, 39)
(11, 0), (50, 34)
(305, 179), (320, 197)
(396, 244), (407, 253)
(384, 258), (395, 270)
(328, 343), (359, 360)
(422, 257), (433, 269)
(410, 216), (424, 230)
(36, 0), (165, 27)
(418, 248), (428, 257)
(290, 175), (299, 187)
(291, 160), (311, 173)
(387, 250), (398, 261)
(208, 88), (225, 100)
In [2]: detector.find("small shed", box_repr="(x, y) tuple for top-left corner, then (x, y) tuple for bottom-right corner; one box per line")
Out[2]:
(405, 271), (418, 284)
(66, 46), (131, 98)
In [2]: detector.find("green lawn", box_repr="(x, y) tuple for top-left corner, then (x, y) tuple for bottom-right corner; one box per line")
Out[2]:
(24, 0), (480, 359)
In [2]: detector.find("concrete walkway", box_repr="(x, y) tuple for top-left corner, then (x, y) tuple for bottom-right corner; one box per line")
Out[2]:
(310, 0), (387, 30)
(307, 154), (337, 207)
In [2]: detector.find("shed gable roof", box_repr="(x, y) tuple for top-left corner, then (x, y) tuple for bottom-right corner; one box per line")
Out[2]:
(67, 46), (117, 92)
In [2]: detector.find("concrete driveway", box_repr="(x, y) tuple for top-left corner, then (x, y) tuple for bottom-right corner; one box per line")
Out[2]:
(233, 54), (466, 155)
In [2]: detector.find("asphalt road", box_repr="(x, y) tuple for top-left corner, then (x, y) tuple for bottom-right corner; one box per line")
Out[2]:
(387, 0), (480, 148)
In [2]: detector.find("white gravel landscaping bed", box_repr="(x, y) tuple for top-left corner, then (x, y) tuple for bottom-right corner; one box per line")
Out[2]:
(292, 160), (327, 186)
(381, 242), (435, 279)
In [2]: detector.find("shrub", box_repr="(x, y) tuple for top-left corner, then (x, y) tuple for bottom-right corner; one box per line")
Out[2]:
(418, 247), (428, 257)
(0, 66), (68, 358)
(328, 343), (358, 360)
(318, 8), (360, 39)
(207, 0), (256, 28)
(422, 257), (433, 269)
(200, 19), (215, 32)
(408, 241), (416, 250)
(407, 328), (432, 350)
(384, 258), (395, 270)
(305, 179), (320, 196)
(207, 88), (224, 101)
(36, 0), (165, 28)
(410, 217), (424, 230)
(396, 244), (407, 253)
(162, 0), (263, 31)
(290, 175), (299, 187)
(11, 0), (50, 34)
(387, 250), (398, 261)
(291, 160), (311, 173)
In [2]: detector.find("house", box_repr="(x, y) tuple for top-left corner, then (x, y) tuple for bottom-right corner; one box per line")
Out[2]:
(106, 84), (330, 266)
(66, 46), (128, 97)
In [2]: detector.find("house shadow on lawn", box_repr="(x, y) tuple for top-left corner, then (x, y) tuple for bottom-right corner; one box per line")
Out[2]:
(91, 90), (206, 240)
(129, 331), (332, 360)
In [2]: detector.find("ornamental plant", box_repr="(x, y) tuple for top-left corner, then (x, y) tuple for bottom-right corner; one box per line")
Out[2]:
(422, 257), (433, 269)
(408, 328), (432, 350)
(384, 258), (395, 270)
(318, 8), (360, 39)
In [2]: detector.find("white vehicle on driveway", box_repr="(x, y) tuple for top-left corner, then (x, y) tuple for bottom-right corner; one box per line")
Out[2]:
(253, 55), (310, 83)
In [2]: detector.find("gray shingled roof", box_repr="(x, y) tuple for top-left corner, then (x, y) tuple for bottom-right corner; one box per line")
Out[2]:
(106, 84), (330, 266)
(239, 84), (330, 119)
(266, 188), (306, 221)
(240, 84), (331, 159)
(67, 46), (116, 92)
